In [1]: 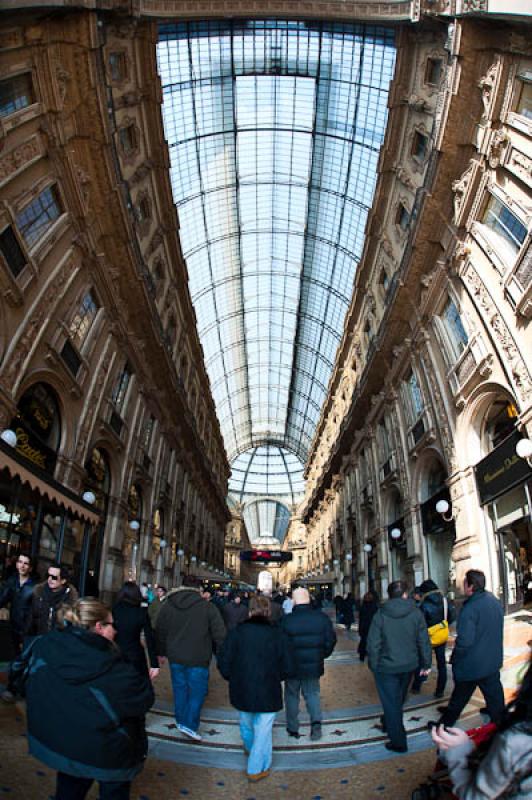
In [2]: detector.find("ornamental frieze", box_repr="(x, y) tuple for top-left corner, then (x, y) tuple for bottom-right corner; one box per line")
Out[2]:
(0, 134), (44, 188)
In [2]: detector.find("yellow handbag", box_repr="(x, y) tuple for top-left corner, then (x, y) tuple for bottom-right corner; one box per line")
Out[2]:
(427, 597), (449, 647)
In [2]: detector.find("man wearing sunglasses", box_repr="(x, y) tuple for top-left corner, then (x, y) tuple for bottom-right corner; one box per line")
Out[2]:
(25, 563), (78, 637)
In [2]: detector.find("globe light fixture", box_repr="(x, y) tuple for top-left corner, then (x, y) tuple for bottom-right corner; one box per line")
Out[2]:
(82, 491), (96, 505)
(390, 527), (402, 540)
(177, 548), (185, 557)
(129, 520), (140, 531)
(363, 543), (372, 553)
(160, 538), (167, 549)
(436, 499), (454, 522)
(0, 429), (17, 447)
(190, 555), (197, 563)
(346, 552), (353, 561)
(516, 437), (532, 464)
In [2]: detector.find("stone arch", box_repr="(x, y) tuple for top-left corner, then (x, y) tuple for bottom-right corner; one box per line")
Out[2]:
(456, 381), (519, 468)
(410, 445), (448, 505)
(12, 379), (64, 476)
(15, 368), (72, 459)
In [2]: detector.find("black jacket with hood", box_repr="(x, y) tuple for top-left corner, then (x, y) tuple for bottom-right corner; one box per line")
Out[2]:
(24, 625), (154, 781)
(155, 587), (226, 667)
(367, 597), (432, 674)
(418, 579), (456, 630)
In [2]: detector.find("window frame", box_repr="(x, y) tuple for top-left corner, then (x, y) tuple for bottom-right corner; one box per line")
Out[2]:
(15, 183), (63, 250)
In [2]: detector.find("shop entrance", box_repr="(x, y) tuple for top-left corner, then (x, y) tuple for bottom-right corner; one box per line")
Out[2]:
(496, 518), (532, 612)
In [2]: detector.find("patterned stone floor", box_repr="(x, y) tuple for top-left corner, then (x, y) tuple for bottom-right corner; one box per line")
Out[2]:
(0, 608), (530, 799)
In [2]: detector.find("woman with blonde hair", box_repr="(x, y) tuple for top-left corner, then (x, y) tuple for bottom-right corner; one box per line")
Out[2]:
(218, 595), (296, 782)
(19, 597), (154, 799)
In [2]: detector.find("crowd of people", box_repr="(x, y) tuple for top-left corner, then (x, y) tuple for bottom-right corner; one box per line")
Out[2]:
(1, 558), (531, 798)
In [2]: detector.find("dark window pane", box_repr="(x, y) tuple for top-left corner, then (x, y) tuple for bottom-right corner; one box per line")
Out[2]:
(0, 226), (26, 277)
(60, 340), (82, 377)
(0, 73), (34, 118)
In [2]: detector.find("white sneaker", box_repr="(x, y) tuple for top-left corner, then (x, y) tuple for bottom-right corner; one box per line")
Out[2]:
(178, 724), (202, 742)
(1, 690), (15, 704)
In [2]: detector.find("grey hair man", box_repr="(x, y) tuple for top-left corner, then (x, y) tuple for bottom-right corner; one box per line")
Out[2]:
(280, 587), (337, 740)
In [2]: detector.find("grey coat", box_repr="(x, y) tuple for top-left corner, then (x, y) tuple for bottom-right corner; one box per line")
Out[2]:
(442, 721), (532, 799)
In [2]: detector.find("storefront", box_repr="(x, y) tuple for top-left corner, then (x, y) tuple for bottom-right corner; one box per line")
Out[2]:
(474, 430), (532, 612)
(420, 488), (456, 594)
(0, 439), (100, 592)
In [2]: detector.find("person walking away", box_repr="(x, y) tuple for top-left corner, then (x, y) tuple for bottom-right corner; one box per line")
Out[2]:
(340, 592), (355, 631)
(218, 595), (296, 782)
(148, 585), (167, 627)
(282, 591), (293, 615)
(113, 581), (159, 681)
(155, 584), (225, 741)
(0, 552), (36, 702)
(367, 580), (432, 752)
(25, 562), (78, 636)
(16, 598), (154, 800)
(436, 569), (505, 728)
(411, 579), (455, 698)
(431, 655), (532, 799)
(333, 593), (344, 624)
(222, 593), (248, 631)
(281, 587), (336, 740)
(357, 591), (379, 662)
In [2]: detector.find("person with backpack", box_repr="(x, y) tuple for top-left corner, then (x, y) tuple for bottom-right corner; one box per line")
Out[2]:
(411, 579), (456, 699)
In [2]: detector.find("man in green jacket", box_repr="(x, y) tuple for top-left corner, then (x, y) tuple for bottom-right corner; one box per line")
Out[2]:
(367, 580), (432, 753)
(155, 586), (226, 742)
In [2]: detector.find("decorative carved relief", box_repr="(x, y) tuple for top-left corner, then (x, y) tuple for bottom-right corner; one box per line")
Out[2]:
(463, 264), (532, 402)
(451, 159), (477, 225)
(55, 64), (70, 106)
(487, 129), (509, 169)
(478, 60), (501, 124)
(0, 134), (44, 187)
(507, 147), (532, 188)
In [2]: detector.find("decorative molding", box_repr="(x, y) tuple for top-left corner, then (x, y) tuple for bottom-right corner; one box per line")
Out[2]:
(0, 133), (44, 188)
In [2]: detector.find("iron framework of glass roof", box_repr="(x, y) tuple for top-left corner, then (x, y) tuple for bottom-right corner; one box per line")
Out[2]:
(157, 19), (396, 507)
(242, 497), (292, 544)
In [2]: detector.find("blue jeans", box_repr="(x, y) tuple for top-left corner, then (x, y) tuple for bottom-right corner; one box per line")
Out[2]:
(239, 711), (276, 776)
(284, 677), (322, 732)
(170, 663), (209, 732)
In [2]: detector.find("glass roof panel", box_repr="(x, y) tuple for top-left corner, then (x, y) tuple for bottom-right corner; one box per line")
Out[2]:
(157, 19), (395, 497)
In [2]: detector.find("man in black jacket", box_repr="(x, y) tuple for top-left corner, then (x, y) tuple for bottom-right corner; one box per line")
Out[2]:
(367, 580), (432, 753)
(0, 552), (36, 702)
(281, 587), (336, 740)
(25, 562), (78, 637)
(437, 569), (505, 727)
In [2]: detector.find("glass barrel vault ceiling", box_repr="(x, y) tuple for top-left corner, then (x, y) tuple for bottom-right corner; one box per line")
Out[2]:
(157, 20), (396, 511)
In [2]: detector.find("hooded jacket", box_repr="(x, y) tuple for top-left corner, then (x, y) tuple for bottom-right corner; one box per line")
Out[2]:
(451, 589), (503, 682)
(418, 580), (456, 629)
(155, 587), (226, 667)
(367, 597), (432, 674)
(24, 625), (154, 781)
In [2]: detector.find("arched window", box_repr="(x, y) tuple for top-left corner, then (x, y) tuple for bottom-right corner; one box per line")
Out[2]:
(84, 447), (111, 513)
(128, 483), (142, 523)
(11, 382), (62, 473)
(485, 400), (517, 451)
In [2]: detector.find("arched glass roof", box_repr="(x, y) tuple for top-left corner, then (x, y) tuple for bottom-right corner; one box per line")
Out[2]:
(242, 498), (292, 544)
(157, 19), (396, 492)
(229, 444), (305, 505)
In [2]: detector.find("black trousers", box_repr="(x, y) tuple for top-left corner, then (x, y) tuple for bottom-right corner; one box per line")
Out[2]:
(55, 772), (131, 800)
(438, 670), (505, 727)
(412, 644), (447, 696)
(374, 671), (412, 749)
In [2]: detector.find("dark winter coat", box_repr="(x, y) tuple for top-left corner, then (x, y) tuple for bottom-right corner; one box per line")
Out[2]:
(222, 600), (249, 631)
(340, 596), (355, 626)
(358, 598), (379, 639)
(24, 625), (154, 781)
(418, 584), (456, 629)
(367, 597), (432, 674)
(0, 574), (36, 636)
(112, 601), (158, 675)
(217, 616), (296, 712)
(281, 603), (336, 678)
(155, 587), (226, 667)
(451, 589), (503, 682)
(25, 580), (78, 636)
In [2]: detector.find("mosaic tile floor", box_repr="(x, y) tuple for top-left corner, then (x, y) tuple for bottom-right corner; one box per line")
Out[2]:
(0, 610), (530, 799)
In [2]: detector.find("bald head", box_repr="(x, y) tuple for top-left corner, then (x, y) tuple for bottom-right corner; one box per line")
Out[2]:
(292, 587), (310, 606)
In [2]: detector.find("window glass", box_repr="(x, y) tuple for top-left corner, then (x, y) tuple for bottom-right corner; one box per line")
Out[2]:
(0, 73), (34, 117)
(0, 226), (26, 277)
(112, 363), (131, 411)
(483, 195), (527, 255)
(516, 76), (532, 119)
(69, 291), (99, 350)
(16, 185), (61, 248)
(442, 298), (468, 358)
(407, 370), (424, 419)
(425, 58), (442, 87)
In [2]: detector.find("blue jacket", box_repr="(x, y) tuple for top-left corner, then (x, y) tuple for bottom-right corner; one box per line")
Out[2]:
(25, 626), (154, 781)
(451, 590), (503, 682)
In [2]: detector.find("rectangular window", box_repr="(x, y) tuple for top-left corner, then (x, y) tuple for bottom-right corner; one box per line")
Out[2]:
(407, 370), (424, 418)
(69, 291), (99, 350)
(112, 363), (131, 411)
(516, 72), (532, 119)
(412, 130), (428, 160)
(16, 185), (62, 248)
(0, 226), (27, 277)
(60, 339), (82, 377)
(119, 125), (137, 155)
(443, 298), (468, 357)
(425, 58), (443, 87)
(396, 203), (410, 232)
(143, 415), (155, 450)
(483, 195), (527, 255)
(108, 52), (127, 83)
(0, 73), (34, 118)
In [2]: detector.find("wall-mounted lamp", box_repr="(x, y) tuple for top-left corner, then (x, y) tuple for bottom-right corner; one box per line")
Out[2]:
(82, 491), (96, 505)
(129, 520), (140, 531)
(516, 437), (532, 466)
(390, 527), (402, 540)
(177, 548), (185, 557)
(160, 538), (167, 549)
(346, 552), (353, 562)
(363, 543), (373, 553)
(190, 555), (197, 563)
(436, 499), (455, 522)
(0, 429), (17, 447)
(332, 558), (339, 566)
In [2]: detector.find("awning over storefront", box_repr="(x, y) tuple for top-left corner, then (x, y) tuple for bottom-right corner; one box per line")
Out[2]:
(0, 444), (100, 526)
